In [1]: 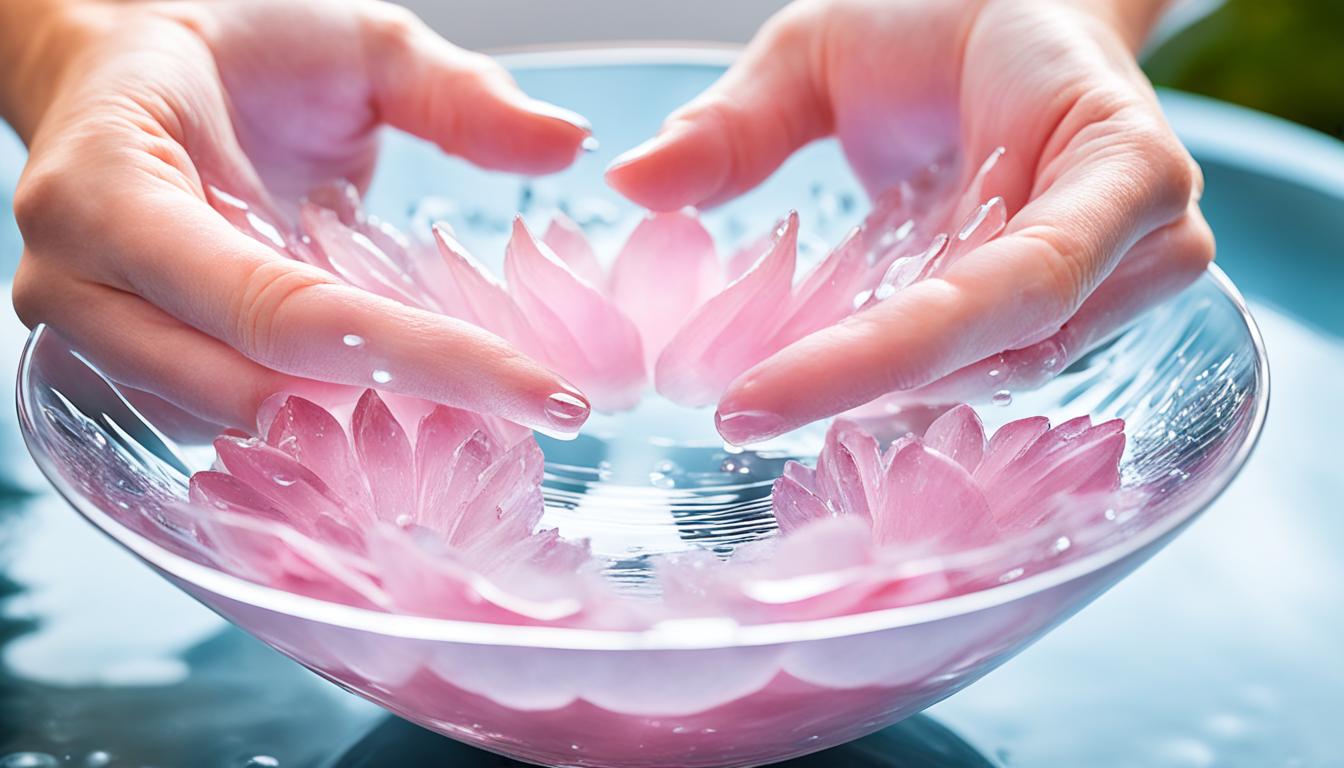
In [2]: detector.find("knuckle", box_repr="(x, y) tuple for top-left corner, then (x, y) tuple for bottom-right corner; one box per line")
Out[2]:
(1173, 210), (1217, 272)
(231, 260), (330, 365)
(1130, 122), (1197, 214)
(11, 169), (64, 244)
(362, 2), (426, 56)
(10, 258), (50, 329)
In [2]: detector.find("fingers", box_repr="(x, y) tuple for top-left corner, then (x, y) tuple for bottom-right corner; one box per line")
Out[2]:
(604, 5), (832, 210)
(12, 271), (307, 428)
(862, 202), (1215, 408)
(360, 3), (592, 174)
(18, 170), (591, 434)
(715, 122), (1200, 445)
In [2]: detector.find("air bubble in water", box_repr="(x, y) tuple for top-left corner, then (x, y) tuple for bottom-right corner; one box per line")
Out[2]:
(342, 334), (365, 348)
(371, 369), (392, 385)
(991, 390), (1013, 406)
(84, 752), (112, 768)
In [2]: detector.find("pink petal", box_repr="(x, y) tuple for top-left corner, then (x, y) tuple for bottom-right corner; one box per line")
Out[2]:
(922, 404), (987, 472)
(188, 470), (285, 523)
(299, 203), (424, 307)
(768, 227), (870, 350)
(542, 212), (607, 288)
(416, 428), (493, 533)
(351, 389), (415, 523)
(872, 440), (996, 553)
(813, 419), (883, 525)
(725, 230), (772, 283)
(654, 213), (798, 406)
(266, 395), (371, 513)
(429, 226), (542, 354)
(206, 185), (292, 256)
(973, 416), (1052, 486)
(505, 218), (647, 411)
(608, 211), (724, 368)
(198, 510), (389, 608)
(987, 419), (1127, 530)
(771, 469), (831, 535)
(212, 435), (355, 533)
(451, 438), (546, 548)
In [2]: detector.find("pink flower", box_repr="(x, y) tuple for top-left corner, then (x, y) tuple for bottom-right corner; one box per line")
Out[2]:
(657, 406), (1126, 623)
(211, 149), (1010, 413)
(183, 388), (607, 625)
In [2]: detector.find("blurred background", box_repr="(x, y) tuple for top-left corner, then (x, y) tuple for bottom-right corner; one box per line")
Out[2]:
(403, 0), (1344, 141)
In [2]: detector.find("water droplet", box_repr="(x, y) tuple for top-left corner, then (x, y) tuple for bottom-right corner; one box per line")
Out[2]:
(987, 368), (1002, 379)
(873, 282), (897, 301)
(1054, 536), (1072, 553)
(91, 432), (107, 448)
(272, 473), (296, 487)
(991, 390), (1013, 406)
(998, 567), (1025, 583)
(84, 752), (112, 768)
(649, 471), (676, 489)
(394, 514), (413, 528)
(851, 289), (873, 310)
(342, 334), (365, 348)
(371, 369), (392, 385)
(1104, 508), (1117, 521)
(244, 757), (280, 768)
(0, 754), (60, 768)
(596, 460), (614, 481)
(957, 201), (992, 240)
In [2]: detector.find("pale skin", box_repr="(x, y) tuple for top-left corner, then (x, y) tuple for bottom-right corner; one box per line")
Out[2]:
(1, 0), (1211, 443)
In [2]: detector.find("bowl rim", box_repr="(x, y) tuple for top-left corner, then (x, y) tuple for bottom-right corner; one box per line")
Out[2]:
(14, 47), (1272, 653)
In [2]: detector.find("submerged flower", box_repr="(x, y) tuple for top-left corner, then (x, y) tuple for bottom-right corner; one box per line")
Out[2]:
(209, 148), (1011, 413)
(658, 406), (1126, 623)
(183, 389), (602, 625)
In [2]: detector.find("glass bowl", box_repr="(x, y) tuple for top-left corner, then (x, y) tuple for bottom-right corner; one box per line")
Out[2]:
(15, 48), (1269, 768)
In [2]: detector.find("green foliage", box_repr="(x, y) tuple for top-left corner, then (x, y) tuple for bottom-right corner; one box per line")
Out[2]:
(1144, 0), (1344, 140)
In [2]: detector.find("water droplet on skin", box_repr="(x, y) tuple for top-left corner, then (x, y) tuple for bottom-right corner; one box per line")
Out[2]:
(272, 473), (296, 487)
(371, 369), (392, 385)
(957, 201), (993, 240)
(342, 334), (365, 348)
(873, 282), (897, 301)
(992, 390), (1013, 406)
(852, 289), (873, 309)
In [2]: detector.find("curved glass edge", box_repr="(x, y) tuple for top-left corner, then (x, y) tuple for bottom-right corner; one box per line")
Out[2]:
(10, 43), (1271, 652)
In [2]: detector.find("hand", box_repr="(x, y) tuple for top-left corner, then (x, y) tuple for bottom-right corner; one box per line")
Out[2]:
(3, 0), (594, 434)
(607, 0), (1214, 444)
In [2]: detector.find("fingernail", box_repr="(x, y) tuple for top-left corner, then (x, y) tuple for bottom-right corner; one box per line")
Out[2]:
(544, 390), (590, 427)
(581, 135), (601, 153)
(715, 409), (785, 446)
(524, 99), (592, 133)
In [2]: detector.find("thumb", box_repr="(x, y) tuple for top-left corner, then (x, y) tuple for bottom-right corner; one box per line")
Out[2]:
(361, 5), (592, 174)
(605, 8), (832, 211)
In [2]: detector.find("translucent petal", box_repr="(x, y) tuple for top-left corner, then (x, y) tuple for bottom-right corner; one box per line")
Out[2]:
(654, 213), (798, 406)
(505, 218), (646, 411)
(266, 395), (371, 513)
(922, 404), (988, 473)
(430, 225), (542, 354)
(351, 389), (415, 523)
(608, 211), (724, 368)
(542, 212), (607, 288)
(873, 440), (996, 552)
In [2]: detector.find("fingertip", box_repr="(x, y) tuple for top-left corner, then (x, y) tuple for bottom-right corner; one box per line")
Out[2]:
(605, 121), (726, 211)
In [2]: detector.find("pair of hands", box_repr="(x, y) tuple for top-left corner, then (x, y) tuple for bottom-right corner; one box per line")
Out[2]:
(2, 0), (1212, 444)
